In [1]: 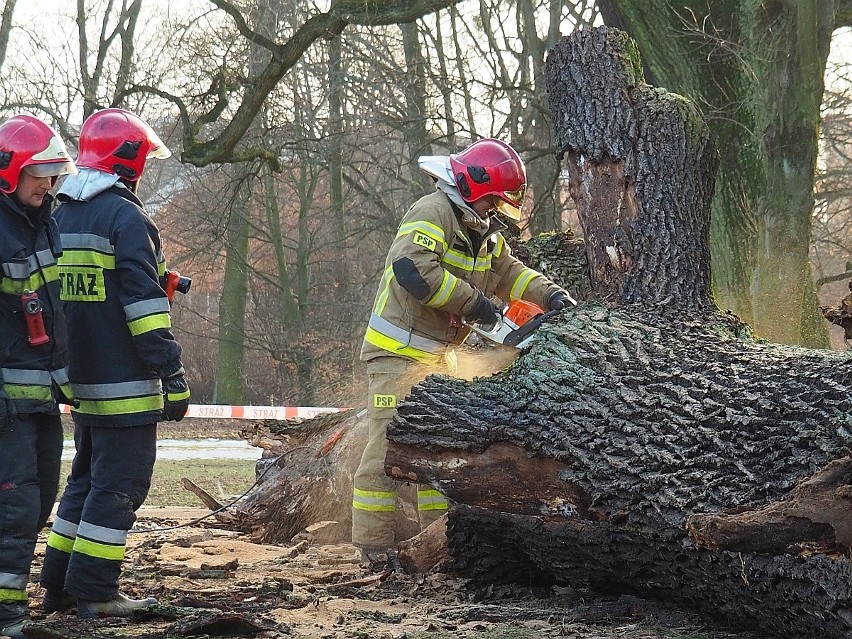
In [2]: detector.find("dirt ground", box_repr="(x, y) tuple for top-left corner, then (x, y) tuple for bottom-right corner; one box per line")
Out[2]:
(18, 506), (763, 639)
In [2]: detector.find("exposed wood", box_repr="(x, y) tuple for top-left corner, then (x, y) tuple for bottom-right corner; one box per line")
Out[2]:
(687, 458), (852, 553)
(822, 279), (852, 340)
(225, 409), (365, 543)
(220, 409), (421, 544)
(396, 514), (451, 574)
(180, 477), (224, 511)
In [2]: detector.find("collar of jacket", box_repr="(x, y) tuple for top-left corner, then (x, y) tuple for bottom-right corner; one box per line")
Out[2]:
(0, 191), (53, 227)
(57, 167), (130, 203)
(435, 180), (494, 235)
(436, 188), (509, 240)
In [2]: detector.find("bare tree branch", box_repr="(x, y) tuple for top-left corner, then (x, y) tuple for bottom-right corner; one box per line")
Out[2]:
(180, 0), (463, 167)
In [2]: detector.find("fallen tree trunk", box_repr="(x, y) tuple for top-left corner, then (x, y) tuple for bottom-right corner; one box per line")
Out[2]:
(386, 26), (852, 639)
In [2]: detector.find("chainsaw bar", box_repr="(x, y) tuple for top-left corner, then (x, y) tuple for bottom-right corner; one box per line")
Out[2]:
(501, 308), (562, 347)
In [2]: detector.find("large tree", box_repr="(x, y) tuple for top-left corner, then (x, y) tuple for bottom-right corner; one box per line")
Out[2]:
(597, 0), (852, 347)
(0, 0), (17, 70)
(385, 27), (852, 638)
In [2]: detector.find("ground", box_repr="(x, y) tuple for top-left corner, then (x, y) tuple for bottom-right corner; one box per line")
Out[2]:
(20, 507), (763, 639)
(27, 419), (763, 639)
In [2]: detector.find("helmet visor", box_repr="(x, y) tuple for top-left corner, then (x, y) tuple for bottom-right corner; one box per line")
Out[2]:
(494, 184), (525, 220)
(504, 184), (526, 205)
(143, 125), (171, 160)
(23, 160), (78, 178)
(495, 198), (522, 220)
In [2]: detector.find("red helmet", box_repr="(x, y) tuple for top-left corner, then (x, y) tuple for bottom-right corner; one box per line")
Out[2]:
(76, 108), (171, 181)
(449, 138), (526, 220)
(0, 114), (76, 194)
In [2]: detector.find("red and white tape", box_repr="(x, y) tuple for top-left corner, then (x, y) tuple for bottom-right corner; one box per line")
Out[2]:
(60, 404), (345, 420)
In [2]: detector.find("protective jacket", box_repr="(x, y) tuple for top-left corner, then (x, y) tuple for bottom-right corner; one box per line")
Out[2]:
(361, 188), (562, 363)
(55, 174), (182, 427)
(0, 193), (72, 413)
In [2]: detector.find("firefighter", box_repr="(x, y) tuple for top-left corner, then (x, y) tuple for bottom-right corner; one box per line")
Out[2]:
(39, 108), (190, 618)
(352, 138), (572, 568)
(0, 114), (77, 639)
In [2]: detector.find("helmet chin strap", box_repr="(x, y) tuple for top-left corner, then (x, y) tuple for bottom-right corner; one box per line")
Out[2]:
(459, 208), (491, 234)
(119, 177), (138, 193)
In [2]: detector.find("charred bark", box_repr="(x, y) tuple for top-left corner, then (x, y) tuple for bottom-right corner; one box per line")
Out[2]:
(385, 26), (852, 639)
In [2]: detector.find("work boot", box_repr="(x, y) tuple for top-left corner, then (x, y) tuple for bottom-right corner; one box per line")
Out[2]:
(358, 546), (399, 572)
(77, 593), (158, 619)
(42, 589), (76, 614)
(0, 617), (28, 639)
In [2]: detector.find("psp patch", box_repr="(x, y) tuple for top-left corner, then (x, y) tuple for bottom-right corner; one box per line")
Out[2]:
(412, 231), (437, 251)
(373, 394), (397, 408)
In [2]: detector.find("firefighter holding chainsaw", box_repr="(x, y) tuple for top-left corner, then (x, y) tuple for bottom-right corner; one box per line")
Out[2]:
(39, 108), (190, 618)
(0, 115), (78, 639)
(353, 138), (572, 568)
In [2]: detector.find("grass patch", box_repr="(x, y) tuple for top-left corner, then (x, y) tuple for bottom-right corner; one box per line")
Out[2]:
(59, 458), (258, 508)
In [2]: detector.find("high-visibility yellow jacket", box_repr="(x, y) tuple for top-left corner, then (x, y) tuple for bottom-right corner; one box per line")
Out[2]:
(361, 189), (563, 363)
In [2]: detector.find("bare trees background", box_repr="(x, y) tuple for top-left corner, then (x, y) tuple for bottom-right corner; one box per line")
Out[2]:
(0, 0), (850, 406)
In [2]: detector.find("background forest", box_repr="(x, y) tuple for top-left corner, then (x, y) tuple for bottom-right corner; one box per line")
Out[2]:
(1, 0), (851, 408)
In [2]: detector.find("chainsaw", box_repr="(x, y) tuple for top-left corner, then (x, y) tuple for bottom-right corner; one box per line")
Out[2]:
(466, 299), (563, 349)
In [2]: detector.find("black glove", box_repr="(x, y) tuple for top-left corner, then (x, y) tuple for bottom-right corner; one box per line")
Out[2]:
(465, 292), (499, 328)
(547, 290), (575, 311)
(0, 387), (16, 432)
(162, 369), (190, 422)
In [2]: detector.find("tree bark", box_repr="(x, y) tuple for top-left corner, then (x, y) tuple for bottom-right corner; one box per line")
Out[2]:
(384, 27), (852, 639)
(214, 173), (252, 404)
(596, 0), (834, 348)
(0, 0), (18, 71)
(400, 21), (433, 197)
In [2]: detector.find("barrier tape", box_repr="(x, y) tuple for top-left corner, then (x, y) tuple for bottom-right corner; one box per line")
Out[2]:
(60, 404), (345, 420)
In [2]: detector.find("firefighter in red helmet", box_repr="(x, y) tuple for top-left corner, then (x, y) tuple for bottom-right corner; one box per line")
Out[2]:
(40, 108), (189, 619)
(352, 138), (573, 569)
(449, 137), (527, 220)
(74, 108), (170, 181)
(0, 114), (76, 639)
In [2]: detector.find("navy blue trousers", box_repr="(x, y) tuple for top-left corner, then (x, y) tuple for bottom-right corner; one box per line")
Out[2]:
(40, 421), (155, 601)
(0, 413), (62, 624)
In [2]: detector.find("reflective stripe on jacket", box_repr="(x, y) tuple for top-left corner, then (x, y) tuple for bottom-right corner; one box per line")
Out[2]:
(55, 183), (182, 427)
(361, 189), (561, 363)
(0, 193), (71, 413)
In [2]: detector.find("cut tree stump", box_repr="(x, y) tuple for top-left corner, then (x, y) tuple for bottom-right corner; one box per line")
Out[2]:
(220, 408), (423, 545)
(221, 409), (368, 544)
(384, 26), (852, 639)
